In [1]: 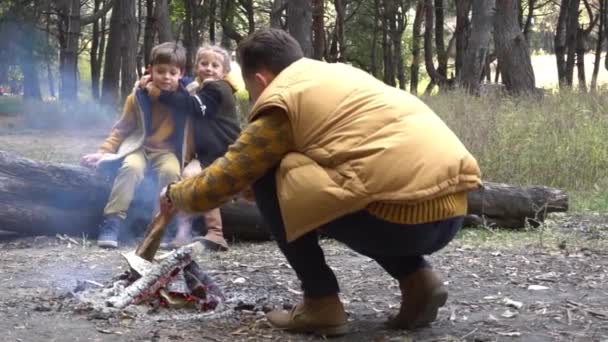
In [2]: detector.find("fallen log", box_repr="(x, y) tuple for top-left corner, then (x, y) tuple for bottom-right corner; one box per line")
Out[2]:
(0, 150), (568, 241)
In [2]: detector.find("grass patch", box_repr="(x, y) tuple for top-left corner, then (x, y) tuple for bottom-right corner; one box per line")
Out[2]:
(424, 89), (608, 211)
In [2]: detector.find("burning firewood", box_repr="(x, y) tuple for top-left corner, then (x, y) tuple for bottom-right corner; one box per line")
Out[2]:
(105, 242), (223, 310)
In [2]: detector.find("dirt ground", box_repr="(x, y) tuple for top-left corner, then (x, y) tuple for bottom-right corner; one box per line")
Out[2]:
(1, 127), (608, 342)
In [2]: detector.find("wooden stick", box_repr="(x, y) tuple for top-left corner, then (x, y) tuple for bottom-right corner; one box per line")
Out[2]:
(135, 211), (175, 261)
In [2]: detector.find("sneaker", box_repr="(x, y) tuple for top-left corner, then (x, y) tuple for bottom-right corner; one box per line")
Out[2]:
(97, 216), (123, 248)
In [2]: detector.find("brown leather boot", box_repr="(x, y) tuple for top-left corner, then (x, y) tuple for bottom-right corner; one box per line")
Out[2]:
(387, 268), (448, 330)
(200, 208), (228, 251)
(266, 294), (349, 336)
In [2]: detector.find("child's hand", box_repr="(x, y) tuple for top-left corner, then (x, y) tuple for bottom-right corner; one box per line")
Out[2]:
(145, 82), (161, 98)
(80, 153), (104, 168)
(139, 75), (152, 89)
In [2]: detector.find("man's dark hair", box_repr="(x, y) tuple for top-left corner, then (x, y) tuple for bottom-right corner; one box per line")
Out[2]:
(150, 42), (187, 69)
(236, 28), (304, 78)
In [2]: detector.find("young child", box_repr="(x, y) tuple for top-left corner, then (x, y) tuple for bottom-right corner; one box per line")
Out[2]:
(146, 44), (241, 251)
(81, 42), (192, 249)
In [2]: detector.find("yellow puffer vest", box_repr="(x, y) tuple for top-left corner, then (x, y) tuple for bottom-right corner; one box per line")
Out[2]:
(248, 58), (481, 241)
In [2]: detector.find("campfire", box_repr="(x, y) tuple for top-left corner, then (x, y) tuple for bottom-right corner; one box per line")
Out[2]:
(105, 244), (224, 311)
(77, 212), (224, 315)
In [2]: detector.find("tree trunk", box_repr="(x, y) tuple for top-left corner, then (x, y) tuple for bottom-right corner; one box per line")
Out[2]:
(565, 0), (581, 86)
(328, 0), (346, 62)
(91, 0), (105, 100)
(434, 0), (447, 78)
(423, 0), (449, 91)
(370, 0), (381, 77)
(242, 0), (256, 34)
(155, 0), (173, 43)
(20, 50), (42, 101)
(576, 27), (587, 92)
(209, 0), (217, 42)
(555, 0), (569, 87)
(0, 151), (270, 241)
(184, 0), (196, 76)
(394, 1), (407, 90)
(120, 0), (138, 102)
(136, 0), (144, 78)
(270, 0), (286, 29)
(410, 0), (424, 95)
(458, 0), (495, 94)
(312, 0), (325, 60)
(45, 9), (56, 99)
(287, 0), (313, 57)
(493, 0), (537, 95)
(523, 0), (536, 42)
(465, 182), (568, 228)
(382, 0), (396, 86)
(59, 0), (80, 102)
(101, 6), (123, 107)
(221, 0), (241, 46)
(0, 151), (569, 239)
(455, 0), (472, 78)
(591, 0), (606, 91)
(143, 0), (155, 67)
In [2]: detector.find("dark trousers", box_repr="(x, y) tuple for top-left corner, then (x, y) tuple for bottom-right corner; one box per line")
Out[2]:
(252, 168), (463, 298)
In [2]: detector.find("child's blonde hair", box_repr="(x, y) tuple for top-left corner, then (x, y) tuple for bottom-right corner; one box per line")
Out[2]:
(194, 44), (232, 77)
(187, 45), (233, 94)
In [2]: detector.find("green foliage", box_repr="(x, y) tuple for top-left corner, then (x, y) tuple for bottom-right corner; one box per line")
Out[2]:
(425, 89), (608, 211)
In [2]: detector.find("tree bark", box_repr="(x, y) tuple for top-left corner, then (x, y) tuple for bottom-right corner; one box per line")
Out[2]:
(101, 5), (123, 107)
(312, 0), (325, 60)
(383, 0), (396, 86)
(410, 0), (424, 95)
(143, 0), (155, 67)
(565, 0), (581, 87)
(458, 0), (495, 94)
(493, 0), (537, 95)
(120, 0), (138, 102)
(555, 0), (569, 87)
(287, 0), (313, 57)
(0, 151), (569, 239)
(434, 0), (447, 78)
(455, 0), (472, 78)
(394, 2), (407, 90)
(155, 0), (173, 43)
(91, 0), (104, 99)
(523, 0), (536, 42)
(58, 0), (80, 102)
(209, 0), (217, 42)
(270, 0), (286, 29)
(423, 0), (449, 91)
(591, 0), (606, 91)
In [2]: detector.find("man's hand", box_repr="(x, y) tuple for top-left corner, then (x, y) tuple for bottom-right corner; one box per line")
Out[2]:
(159, 185), (177, 216)
(80, 153), (104, 168)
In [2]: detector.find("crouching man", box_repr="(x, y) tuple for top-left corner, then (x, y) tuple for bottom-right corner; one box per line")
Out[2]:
(158, 28), (482, 336)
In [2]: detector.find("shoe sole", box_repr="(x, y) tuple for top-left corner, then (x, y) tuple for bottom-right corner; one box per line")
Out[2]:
(287, 323), (350, 337)
(97, 240), (118, 248)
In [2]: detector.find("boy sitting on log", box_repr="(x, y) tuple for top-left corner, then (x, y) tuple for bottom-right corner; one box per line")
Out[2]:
(81, 42), (193, 249)
(158, 29), (482, 336)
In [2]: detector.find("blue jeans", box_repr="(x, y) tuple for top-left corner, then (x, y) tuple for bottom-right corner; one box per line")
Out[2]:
(252, 168), (463, 297)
